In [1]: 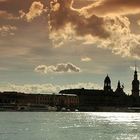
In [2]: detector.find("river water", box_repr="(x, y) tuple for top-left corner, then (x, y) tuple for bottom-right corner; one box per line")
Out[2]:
(0, 112), (139, 140)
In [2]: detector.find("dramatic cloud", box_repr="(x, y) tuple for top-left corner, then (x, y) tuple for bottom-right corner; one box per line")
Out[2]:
(83, 16), (140, 59)
(49, 0), (140, 41)
(81, 57), (92, 62)
(20, 1), (47, 22)
(83, 0), (140, 16)
(0, 82), (101, 93)
(35, 63), (81, 74)
(48, 0), (140, 59)
(0, 25), (17, 36)
(94, 16), (140, 58)
(49, 0), (109, 42)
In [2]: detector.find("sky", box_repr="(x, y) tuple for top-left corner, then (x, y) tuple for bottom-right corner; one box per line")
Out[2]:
(0, 0), (140, 94)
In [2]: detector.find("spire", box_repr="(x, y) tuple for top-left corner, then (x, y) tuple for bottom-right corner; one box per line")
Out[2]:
(132, 62), (139, 97)
(115, 80), (125, 95)
(117, 80), (121, 89)
(135, 61), (137, 72)
(134, 62), (138, 80)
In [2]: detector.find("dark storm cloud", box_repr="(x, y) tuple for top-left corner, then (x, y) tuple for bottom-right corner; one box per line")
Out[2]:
(49, 0), (109, 39)
(49, 0), (140, 39)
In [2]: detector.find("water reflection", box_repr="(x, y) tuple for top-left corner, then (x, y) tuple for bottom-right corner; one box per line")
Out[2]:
(0, 112), (139, 140)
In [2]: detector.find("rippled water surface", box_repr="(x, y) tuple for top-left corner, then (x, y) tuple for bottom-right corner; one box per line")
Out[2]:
(0, 112), (139, 140)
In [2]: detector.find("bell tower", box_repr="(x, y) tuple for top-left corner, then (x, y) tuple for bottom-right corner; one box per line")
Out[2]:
(132, 65), (139, 97)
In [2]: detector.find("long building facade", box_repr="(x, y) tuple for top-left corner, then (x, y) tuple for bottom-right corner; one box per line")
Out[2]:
(0, 92), (79, 111)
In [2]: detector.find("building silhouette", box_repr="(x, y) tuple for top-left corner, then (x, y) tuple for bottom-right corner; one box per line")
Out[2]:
(132, 66), (139, 97)
(0, 65), (140, 111)
(115, 81), (125, 96)
(0, 92), (79, 111)
(60, 68), (140, 111)
(104, 75), (112, 92)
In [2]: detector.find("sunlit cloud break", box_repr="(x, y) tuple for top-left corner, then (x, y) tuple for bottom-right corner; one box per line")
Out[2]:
(20, 1), (47, 22)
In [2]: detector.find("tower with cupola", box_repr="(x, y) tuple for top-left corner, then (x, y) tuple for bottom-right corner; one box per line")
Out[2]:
(104, 75), (112, 92)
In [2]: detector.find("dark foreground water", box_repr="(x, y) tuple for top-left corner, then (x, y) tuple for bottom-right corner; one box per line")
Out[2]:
(0, 112), (139, 140)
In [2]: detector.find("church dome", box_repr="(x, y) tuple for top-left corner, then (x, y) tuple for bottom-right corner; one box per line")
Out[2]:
(104, 75), (111, 83)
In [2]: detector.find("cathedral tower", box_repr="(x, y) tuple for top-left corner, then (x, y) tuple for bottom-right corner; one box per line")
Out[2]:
(132, 66), (139, 97)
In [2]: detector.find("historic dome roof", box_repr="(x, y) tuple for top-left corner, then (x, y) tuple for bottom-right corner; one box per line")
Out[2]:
(104, 75), (111, 83)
